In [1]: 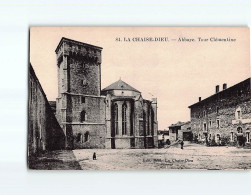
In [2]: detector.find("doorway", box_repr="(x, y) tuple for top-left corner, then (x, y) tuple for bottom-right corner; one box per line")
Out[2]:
(111, 138), (115, 149)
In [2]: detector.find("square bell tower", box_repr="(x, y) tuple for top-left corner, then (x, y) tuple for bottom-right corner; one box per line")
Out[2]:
(55, 37), (106, 149)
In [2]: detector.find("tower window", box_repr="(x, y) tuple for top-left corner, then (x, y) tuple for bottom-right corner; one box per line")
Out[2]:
(81, 96), (85, 103)
(82, 79), (87, 86)
(77, 133), (83, 143)
(80, 110), (86, 122)
(122, 103), (127, 135)
(84, 131), (89, 142)
(216, 107), (219, 115)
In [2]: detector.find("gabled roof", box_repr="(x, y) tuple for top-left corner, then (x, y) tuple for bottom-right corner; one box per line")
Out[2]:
(102, 79), (141, 93)
(169, 121), (190, 128)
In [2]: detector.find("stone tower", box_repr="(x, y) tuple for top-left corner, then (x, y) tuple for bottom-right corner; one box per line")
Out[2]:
(55, 37), (106, 149)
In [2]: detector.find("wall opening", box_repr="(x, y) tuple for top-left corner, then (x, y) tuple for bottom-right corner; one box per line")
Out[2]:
(80, 110), (86, 122)
(114, 103), (118, 135)
(84, 131), (89, 142)
(122, 102), (127, 135)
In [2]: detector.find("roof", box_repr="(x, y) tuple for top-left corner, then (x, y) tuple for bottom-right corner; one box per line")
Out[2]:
(55, 37), (103, 53)
(49, 101), (56, 107)
(102, 79), (141, 93)
(188, 77), (251, 108)
(169, 121), (190, 128)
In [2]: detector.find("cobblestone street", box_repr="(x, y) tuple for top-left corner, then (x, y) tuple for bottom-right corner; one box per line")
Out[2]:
(73, 143), (251, 170)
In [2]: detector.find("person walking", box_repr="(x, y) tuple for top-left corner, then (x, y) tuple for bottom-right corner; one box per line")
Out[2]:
(180, 140), (184, 149)
(93, 152), (97, 160)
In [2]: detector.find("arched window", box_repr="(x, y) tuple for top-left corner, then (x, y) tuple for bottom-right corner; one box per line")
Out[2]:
(84, 131), (89, 142)
(114, 103), (118, 135)
(151, 108), (154, 136)
(76, 133), (83, 143)
(80, 110), (86, 122)
(237, 127), (243, 134)
(147, 106), (150, 135)
(143, 111), (146, 136)
(122, 102), (127, 135)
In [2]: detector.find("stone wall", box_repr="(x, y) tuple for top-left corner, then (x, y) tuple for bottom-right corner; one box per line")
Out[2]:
(28, 65), (65, 156)
(189, 78), (251, 146)
(72, 124), (106, 149)
(55, 38), (159, 149)
(56, 38), (106, 149)
(104, 96), (157, 149)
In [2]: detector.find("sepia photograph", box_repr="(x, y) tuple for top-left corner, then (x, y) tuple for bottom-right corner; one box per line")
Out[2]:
(28, 27), (251, 170)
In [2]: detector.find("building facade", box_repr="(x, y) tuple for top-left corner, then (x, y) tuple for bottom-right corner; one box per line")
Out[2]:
(168, 121), (191, 143)
(157, 129), (170, 147)
(28, 64), (65, 156)
(188, 78), (251, 147)
(102, 79), (158, 149)
(55, 37), (106, 149)
(55, 37), (158, 149)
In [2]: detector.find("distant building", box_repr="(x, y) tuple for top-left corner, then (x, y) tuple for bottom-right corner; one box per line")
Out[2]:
(55, 37), (158, 149)
(49, 101), (56, 115)
(168, 121), (191, 142)
(157, 129), (170, 146)
(28, 64), (65, 156)
(188, 78), (251, 147)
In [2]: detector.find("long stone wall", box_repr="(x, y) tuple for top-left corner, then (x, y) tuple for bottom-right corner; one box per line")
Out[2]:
(28, 64), (65, 156)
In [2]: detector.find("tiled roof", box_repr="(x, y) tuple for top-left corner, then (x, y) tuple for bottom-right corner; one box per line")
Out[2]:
(102, 79), (140, 93)
(169, 121), (190, 128)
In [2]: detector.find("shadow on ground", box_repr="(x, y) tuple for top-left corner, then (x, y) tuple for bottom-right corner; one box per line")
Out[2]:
(28, 150), (81, 170)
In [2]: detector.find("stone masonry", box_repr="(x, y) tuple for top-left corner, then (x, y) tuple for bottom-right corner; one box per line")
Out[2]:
(55, 38), (106, 149)
(55, 37), (158, 149)
(189, 78), (251, 147)
(28, 64), (65, 156)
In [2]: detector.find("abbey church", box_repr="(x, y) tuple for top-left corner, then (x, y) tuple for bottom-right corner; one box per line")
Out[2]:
(52, 37), (158, 149)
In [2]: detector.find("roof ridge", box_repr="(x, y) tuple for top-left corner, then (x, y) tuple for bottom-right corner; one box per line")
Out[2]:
(102, 79), (140, 93)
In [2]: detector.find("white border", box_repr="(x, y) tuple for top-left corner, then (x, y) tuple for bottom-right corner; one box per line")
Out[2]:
(0, 0), (251, 194)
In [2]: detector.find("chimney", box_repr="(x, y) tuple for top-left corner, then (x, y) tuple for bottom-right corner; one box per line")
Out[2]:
(199, 97), (201, 102)
(223, 83), (227, 90)
(216, 85), (220, 93)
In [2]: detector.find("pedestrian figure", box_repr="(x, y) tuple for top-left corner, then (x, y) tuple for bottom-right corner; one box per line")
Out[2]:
(180, 140), (184, 149)
(93, 152), (96, 160)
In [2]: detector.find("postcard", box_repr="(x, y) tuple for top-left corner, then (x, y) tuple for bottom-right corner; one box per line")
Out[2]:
(28, 27), (250, 170)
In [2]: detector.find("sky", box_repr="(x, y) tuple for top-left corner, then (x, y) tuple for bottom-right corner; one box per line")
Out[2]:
(30, 27), (250, 130)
